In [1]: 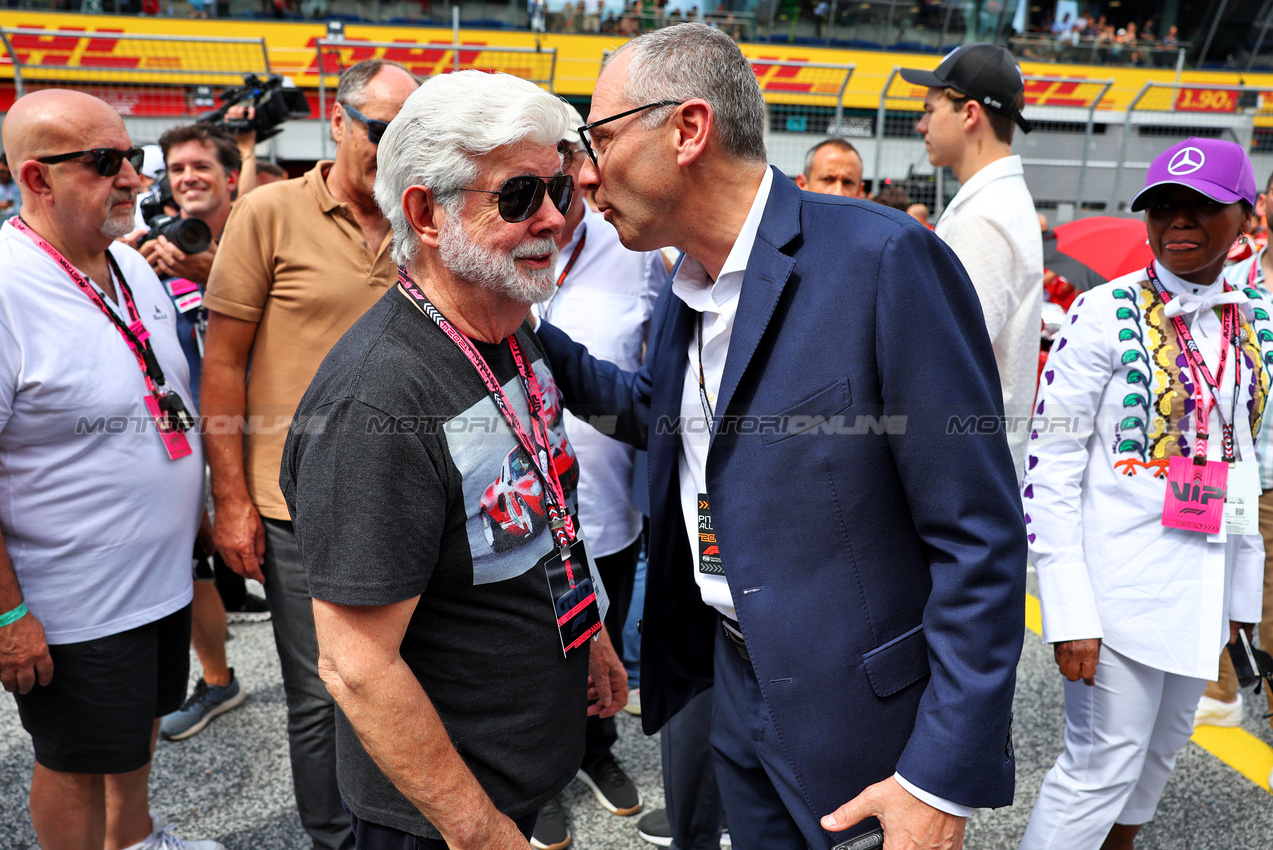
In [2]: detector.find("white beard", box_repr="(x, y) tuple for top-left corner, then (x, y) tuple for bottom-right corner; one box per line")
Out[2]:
(437, 211), (559, 305)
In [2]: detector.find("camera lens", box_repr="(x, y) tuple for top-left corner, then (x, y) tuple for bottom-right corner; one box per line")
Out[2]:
(157, 217), (213, 255)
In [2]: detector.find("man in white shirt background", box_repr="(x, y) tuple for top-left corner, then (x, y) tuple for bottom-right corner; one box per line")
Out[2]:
(529, 133), (667, 850)
(903, 44), (1044, 480)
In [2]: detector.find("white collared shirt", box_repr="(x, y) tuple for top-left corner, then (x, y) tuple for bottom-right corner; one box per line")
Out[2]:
(672, 167), (772, 620)
(539, 205), (666, 557)
(1026, 264), (1267, 679)
(936, 154), (1043, 481)
(672, 169), (971, 818)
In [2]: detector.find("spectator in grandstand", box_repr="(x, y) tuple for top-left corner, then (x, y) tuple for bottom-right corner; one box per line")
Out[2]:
(0, 154), (21, 223)
(528, 133), (667, 850)
(541, 23), (1024, 850)
(903, 43), (1043, 481)
(873, 185), (911, 211)
(281, 68), (627, 850)
(583, 0), (601, 31)
(200, 58), (418, 850)
(794, 137), (865, 198)
(1162, 24), (1179, 46)
(254, 160), (288, 186)
(1194, 166), (1273, 756)
(1020, 136), (1266, 850)
(0, 89), (214, 850)
(133, 123), (268, 743)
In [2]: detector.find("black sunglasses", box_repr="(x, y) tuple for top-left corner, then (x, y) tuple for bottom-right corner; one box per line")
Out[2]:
(36, 147), (145, 177)
(457, 174), (574, 223)
(577, 100), (683, 167)
(340, 102), (390, 145)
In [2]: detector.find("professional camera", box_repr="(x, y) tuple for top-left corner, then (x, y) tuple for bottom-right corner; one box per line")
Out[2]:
(139, 175), (213, 255)
(198, 73), (311, 142)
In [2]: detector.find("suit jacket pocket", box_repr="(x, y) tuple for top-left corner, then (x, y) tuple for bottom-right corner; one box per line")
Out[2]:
(760, 377), (853, 445)
(861, 623), (930, 698)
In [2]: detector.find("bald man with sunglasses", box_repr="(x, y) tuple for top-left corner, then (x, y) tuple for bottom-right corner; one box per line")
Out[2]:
(0, 90), (216, 850)
(201, 57), (418, 850)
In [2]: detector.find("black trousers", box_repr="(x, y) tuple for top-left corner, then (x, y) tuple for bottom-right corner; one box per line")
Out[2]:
(582, 535), (641, 764)
(662, 687), (724, 849)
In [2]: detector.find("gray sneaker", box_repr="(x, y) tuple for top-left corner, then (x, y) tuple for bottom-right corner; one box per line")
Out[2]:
(136, 814), (225, 850)
(160, 672), (245, 740)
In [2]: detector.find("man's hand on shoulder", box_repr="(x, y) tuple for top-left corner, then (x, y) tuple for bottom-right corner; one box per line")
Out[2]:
(821, 775), (966, 850)
(141, 234), (217, 286)
(119, 227), (148, 251)
(0, 609), (53, 694)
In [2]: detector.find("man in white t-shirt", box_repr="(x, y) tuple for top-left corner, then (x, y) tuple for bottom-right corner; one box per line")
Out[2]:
(530, 134), (667, 850)
(903, 44), (1044, 480)
(0, 90), (212, 850)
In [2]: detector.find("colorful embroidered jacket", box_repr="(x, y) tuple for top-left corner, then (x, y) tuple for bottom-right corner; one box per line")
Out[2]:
(1025, 264), (1268, 679)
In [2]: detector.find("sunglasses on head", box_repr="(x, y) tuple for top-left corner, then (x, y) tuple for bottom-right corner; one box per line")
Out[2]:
(457, 174), (574, 223)
(340, 102), (390, 145)
(36, 147), (145, 177)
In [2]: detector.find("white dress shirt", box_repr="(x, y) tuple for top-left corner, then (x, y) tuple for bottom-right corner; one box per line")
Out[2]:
(672, 168), (970, 818)
(539, 204), (665, 557)
(936, 155), (1044, 481)
(1026, 265), (1267, 680)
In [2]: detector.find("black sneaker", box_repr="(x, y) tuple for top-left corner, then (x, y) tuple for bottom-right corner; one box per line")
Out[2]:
(577, 752), (642, 815)
(530, 796), (571, 850)
(225, 593), (270, 624)
(636, 808), (672, 847)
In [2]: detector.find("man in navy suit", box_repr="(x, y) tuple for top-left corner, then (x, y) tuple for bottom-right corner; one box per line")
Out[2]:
(537, 24), (1026, 850)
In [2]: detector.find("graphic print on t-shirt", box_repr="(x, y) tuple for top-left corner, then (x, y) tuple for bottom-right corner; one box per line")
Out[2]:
(447, 357), (582, 585)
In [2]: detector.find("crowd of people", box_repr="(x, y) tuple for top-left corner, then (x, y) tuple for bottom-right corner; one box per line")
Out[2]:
(0, 23), (1268, 850)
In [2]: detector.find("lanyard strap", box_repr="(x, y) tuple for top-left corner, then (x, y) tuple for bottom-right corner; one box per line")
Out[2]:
(396, 269), (581, 579)
(12, 218), (169, 397)
(1145, 262), (1239, 462)
(695, 313), (714, 426)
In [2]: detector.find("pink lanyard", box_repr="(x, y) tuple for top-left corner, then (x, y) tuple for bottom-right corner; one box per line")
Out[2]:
(397, 269), (582, 583)
(1145, 261), (1240, 463)
(12, 218), (172, 400)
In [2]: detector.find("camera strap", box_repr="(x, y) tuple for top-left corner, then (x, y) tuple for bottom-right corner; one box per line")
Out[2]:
(13, 218), (194, 458)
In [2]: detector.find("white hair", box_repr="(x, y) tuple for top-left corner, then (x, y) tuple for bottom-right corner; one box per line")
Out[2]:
(375, 70), (578, 267)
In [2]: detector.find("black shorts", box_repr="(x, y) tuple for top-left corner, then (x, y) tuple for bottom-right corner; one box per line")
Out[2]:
(13, 604), (192, 774)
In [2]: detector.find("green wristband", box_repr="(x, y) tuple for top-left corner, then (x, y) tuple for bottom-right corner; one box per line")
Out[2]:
(0, 601), (28, 627)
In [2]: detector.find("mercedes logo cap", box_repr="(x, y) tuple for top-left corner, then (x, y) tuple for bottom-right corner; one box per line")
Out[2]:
(900, 44), (1033, 133)
(1130, 137), (1257, 212)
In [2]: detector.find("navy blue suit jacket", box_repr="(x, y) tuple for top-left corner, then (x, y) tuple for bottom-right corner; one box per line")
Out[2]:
(537, 168), (1027, 815)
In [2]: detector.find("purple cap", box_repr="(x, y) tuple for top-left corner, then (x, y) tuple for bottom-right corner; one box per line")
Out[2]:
(1130, 137), (1257, 212)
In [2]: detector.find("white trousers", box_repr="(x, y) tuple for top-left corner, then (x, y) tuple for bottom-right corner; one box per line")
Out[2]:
(1018, 644), (1208, 850)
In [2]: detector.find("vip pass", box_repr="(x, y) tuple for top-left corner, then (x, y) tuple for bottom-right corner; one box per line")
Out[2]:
(0, 601), (28, 628)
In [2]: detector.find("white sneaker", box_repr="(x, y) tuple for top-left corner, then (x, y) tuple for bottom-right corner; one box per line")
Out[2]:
(128, 814), (225, 850)
(1194, 693), (1244, 728)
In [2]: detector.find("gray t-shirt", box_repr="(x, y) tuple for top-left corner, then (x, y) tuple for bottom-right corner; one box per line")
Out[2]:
(281, 288), (594, 839)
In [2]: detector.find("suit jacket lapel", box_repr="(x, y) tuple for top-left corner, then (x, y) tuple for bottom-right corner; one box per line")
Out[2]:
(713, 168), (801, 430)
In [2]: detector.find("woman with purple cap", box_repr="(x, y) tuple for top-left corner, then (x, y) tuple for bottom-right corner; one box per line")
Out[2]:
(1019, 137), (1270, 850)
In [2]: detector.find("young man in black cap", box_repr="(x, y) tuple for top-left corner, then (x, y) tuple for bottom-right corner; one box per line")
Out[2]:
(902, 45), (1043, 484)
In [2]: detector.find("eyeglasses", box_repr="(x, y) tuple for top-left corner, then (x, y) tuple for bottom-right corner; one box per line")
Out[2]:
(577, 100), (683, 166)
(36, 147), (145, 178)
(456, 174), (574, 223)
(340, 102), (390, 145)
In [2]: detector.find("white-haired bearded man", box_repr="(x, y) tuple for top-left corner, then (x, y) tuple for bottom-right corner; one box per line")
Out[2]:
(279, 70), (628, 850)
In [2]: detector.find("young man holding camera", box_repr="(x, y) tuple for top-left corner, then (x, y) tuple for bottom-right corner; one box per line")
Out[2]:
(129, 123), (268, 743)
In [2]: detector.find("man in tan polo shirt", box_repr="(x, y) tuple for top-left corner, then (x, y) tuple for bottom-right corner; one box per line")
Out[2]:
(201, 58), (417, 850)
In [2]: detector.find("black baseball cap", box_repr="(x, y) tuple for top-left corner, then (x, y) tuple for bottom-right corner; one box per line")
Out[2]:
(900, 44), (1033, 134)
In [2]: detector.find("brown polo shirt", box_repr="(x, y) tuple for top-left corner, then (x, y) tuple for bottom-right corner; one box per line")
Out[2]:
(205, 161), (396, 520)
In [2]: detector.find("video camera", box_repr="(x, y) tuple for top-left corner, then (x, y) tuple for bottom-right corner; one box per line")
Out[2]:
(198, 73), (311, 143)
(139, 175), (213, 255)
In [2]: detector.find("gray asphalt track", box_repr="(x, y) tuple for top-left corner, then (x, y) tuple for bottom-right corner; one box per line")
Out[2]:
(2, 579), (1271, 849)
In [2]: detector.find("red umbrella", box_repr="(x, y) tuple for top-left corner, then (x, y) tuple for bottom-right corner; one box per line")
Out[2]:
(1045, 216), (1154, 292)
